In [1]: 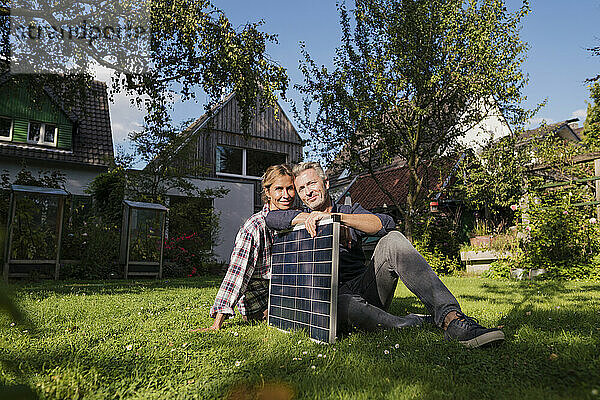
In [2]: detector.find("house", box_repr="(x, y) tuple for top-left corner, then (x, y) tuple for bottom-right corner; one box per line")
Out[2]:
(166, 93), (303, 262)
(327, 101), (512, 217)
(518, 118), (582, 148)
(457, 98), (513, 149)
(0, 75), (114, 195)
(328, 158), (453, 224)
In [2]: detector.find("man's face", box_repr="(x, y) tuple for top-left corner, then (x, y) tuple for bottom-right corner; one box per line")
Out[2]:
(294, 168), (330, 211)
(267, 174), (296, 210)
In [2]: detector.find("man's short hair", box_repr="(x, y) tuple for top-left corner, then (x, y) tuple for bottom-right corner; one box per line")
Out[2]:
(292, 162), (328, 180)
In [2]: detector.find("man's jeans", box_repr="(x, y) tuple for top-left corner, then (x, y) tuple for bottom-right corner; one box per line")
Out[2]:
(337, 231), (461, 332)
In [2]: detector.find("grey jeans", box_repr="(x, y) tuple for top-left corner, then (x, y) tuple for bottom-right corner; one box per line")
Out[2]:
(337, 231), (461, 332)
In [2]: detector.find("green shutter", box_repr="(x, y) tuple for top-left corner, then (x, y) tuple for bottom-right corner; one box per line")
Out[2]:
(12, 120), (29, 143)
(57, 125), (72, 149)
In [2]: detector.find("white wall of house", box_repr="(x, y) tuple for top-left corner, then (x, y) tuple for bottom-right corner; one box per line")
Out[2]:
(0, 159), (106, 195)
(458, 100), (512, 149)
(167, 177), (254, 264)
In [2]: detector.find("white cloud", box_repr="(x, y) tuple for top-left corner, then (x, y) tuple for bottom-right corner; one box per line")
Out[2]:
(571, 108), (587, 123)
(109, 93), (146, 144)
(89, 62), (146, 145)
(526, 117), (554, 129)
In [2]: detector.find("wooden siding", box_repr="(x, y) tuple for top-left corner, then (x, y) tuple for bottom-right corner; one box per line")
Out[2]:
(185, 95), (303, 176)
(0, 81), (73, 149)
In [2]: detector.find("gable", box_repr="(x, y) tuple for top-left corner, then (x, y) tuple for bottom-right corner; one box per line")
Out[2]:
(178, 93), (303, 178)
(0, 80), (74, 149)
(0, 77), (113, 167)
(207, 94), (302, 144)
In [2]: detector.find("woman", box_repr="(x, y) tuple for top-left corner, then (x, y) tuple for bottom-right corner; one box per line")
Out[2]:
(193, 164), (296, 332)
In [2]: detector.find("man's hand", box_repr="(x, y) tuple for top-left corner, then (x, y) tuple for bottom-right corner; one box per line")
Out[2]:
(189, 313), (226, 333)
(304, 211), (331, 237)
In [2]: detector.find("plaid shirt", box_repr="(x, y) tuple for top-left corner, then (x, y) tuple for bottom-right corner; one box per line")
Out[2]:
(210, 204), (273, 318)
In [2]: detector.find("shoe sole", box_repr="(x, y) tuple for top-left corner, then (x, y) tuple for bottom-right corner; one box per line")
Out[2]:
(413, 313), (434, 325)
(459, 331), (505, 348)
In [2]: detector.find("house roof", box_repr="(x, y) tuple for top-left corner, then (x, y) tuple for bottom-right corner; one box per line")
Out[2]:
(336, 163), (446, 210)
(180, 91), (302, 146)
(518, 118), (581, 145)
(0, 77), (114, 167)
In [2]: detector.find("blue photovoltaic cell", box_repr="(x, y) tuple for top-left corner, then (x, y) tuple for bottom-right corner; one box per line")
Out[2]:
(268, 219), (339, 343)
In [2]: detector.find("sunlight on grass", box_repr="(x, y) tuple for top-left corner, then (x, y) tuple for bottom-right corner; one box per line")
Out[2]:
(1, 277), (599, 399)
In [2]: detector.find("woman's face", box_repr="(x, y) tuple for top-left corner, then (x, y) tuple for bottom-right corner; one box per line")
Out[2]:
(267, 174), (296, 210)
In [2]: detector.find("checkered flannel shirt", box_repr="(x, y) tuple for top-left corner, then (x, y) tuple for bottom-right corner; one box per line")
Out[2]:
(209, 204), (273, 318)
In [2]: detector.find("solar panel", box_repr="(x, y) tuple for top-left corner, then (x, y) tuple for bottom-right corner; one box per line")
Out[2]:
(268, 216), (340, 343)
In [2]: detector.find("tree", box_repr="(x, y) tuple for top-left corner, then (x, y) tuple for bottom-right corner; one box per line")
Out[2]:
(295, 0), (533, 239)
(583, 82), (600, 148)
(1, 0), (288, 135)
(458, 136), (527, 231)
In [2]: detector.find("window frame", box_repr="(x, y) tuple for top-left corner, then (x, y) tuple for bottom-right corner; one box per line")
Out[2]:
(0, 116), (13, 141)
(215, 145), (288, 180)
(27, 121), (58, 147)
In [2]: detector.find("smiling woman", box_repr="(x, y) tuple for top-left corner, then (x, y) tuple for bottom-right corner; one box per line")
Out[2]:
(191, 163), (296, 332)
(262, 165), (296, 211)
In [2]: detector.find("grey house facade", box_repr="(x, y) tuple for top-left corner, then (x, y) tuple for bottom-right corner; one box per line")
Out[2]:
(169, 93), (303, 262)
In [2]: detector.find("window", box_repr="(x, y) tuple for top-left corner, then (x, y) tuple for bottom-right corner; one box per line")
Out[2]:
(0, 117), (12, 140)
(28, 121), (57, 146)
(216, 146), (243, 175)
(216, 145), (287, 178)
(247, 149), (287, 177)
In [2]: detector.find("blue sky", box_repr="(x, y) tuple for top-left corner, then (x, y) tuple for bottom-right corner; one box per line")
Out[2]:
(109, 0), (600, 151)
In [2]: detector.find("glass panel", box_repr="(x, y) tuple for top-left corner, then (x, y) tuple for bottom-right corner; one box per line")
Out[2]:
(44, 124), (57, 143)
(129, 208), (164, 263)
(11, 193), (59, 260)
(28, 122), (41, 142)
(246, 149), (287, 177)
(0, 190), (8, 265)
(0, 117), (11, 138)
(60, 195), (94, 260)
(216, 145), (243, 175)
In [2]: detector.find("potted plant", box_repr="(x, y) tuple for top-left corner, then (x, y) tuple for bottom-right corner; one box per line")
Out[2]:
(460, 229), (517, 275)
(469, 220), (493, 247)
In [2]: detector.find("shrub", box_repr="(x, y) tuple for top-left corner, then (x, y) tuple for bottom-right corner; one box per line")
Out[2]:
(60, 220), (121, 279)
(163, 232), (215, 277)
(517, 188), (600, 280)
(164, 196), (221, 276)
(483, 259), (512, 279)
(414, 239), (461, 275)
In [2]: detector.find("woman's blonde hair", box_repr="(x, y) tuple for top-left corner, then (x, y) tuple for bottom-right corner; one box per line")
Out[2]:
(261, 164), (294, 204)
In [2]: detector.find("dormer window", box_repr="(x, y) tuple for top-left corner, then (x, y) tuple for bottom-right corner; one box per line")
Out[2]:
(28, 121), (57, 146)
(0, 117), (12, 141)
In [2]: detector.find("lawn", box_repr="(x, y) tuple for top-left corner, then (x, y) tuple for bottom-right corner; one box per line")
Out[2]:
(1, 277), (599, 400)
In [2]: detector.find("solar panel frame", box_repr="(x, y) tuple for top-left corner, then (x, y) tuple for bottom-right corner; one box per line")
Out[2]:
(267, 216), (340, 344)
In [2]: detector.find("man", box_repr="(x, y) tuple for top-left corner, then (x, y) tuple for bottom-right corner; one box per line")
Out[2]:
(266, 162), (504, 348)
(193, 164), (296, 332)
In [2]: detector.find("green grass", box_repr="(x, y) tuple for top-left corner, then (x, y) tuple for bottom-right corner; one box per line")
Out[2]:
(1, 277), (600, 400)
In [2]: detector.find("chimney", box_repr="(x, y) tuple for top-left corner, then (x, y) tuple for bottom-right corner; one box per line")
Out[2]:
(566, 118), (579, 130)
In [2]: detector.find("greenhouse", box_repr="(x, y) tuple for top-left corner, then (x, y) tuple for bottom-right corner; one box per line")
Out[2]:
(2, 185), (68, 280)
(120, 200), (168, 279)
